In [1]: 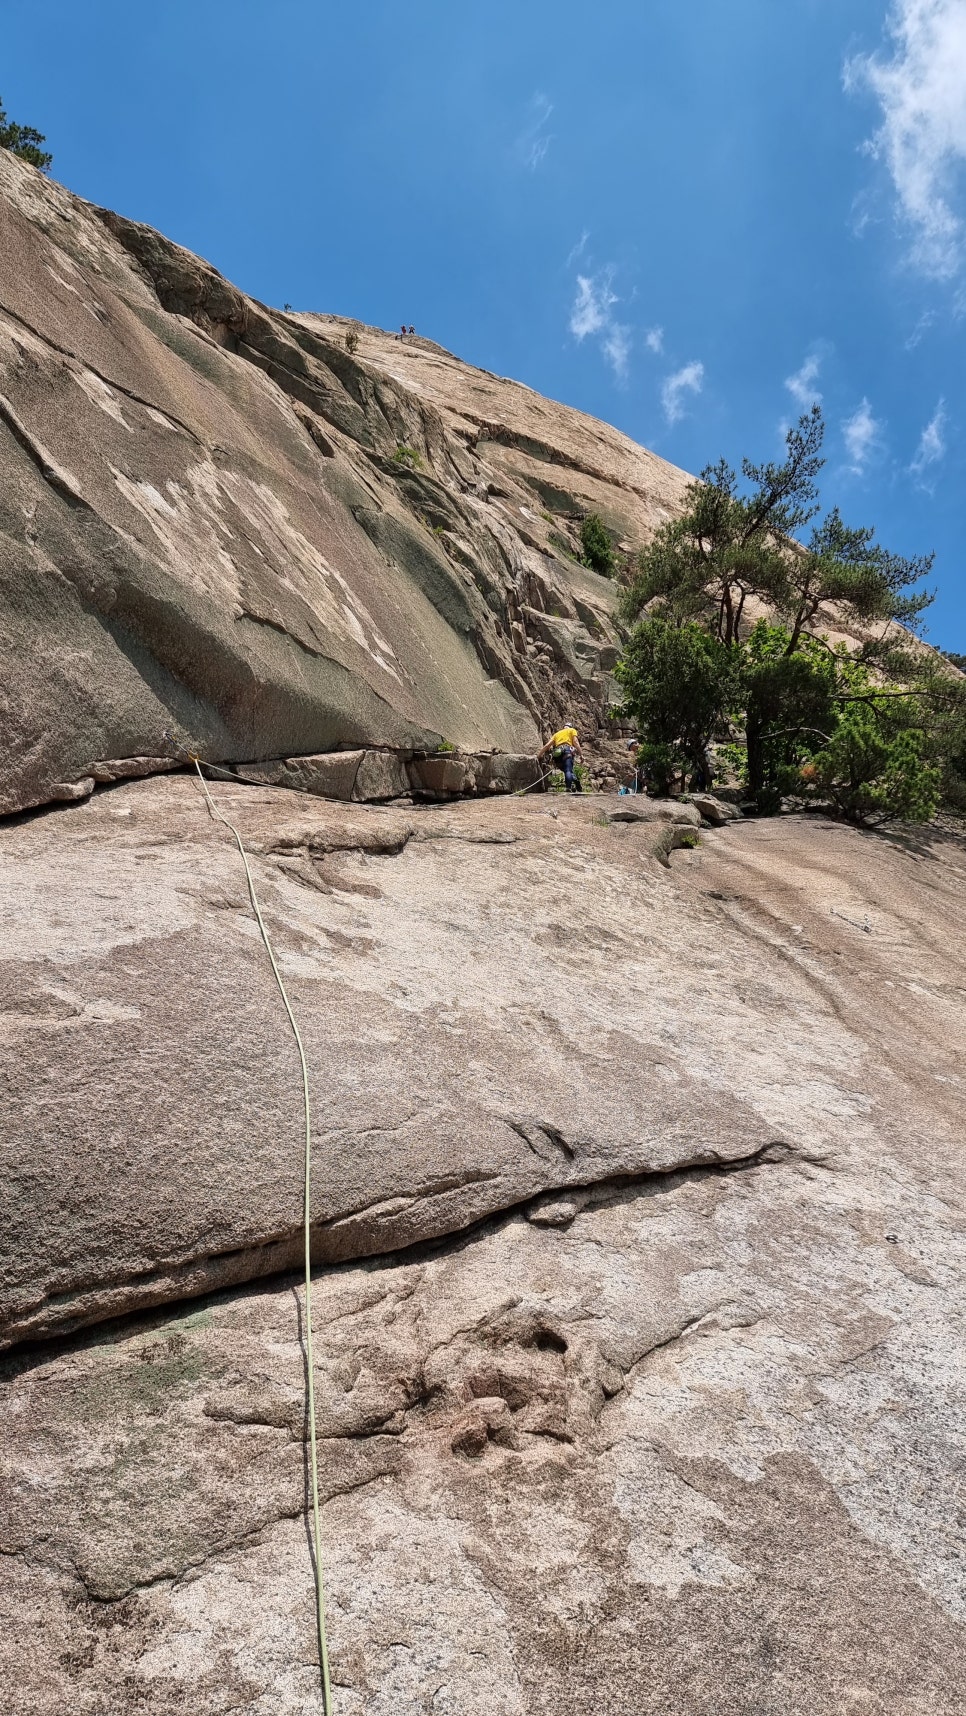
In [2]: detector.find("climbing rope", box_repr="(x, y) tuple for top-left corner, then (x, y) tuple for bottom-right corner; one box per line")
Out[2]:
(191, 759), (333, 1714)
(513, 765), (556, 795)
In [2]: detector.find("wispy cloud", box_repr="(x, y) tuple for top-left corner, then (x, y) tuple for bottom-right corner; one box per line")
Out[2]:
(517, 93), (554, 171)
(570, 272), (616, 339)
(905, 308), (937, 347)
(566, 230), (590, 268)
(785, 353), (823, 408)
(661, 361), (704, 425)
(910, 398), (947, 482)
(842, 397), (884, 472)
(644, 326), (664, 354)
(569, 269), (631, 384)
(603, 325), (632, 383)
(845, 1), (966, 278)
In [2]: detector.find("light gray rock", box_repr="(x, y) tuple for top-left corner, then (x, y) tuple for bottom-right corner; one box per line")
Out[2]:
(1, 1082), (963, 1712)
(0, 153), (702, 819)
(235, 750), (364, 799)
(407, 754), (472, 796)
(691, 793), (740, 825)
(353, 749), (411, 800)
(3, 779), (964, 1354)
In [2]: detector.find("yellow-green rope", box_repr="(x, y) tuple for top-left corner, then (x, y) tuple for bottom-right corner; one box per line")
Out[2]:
(192, 760), (333, 1713)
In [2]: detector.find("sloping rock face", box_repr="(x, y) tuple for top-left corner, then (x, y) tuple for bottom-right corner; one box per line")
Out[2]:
(0, 153), (692, 818)
(1, 777), (775, 1348)
(1, 784), (964, 1711)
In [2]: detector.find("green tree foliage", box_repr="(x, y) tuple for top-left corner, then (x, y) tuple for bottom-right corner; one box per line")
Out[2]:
(615, 617), (735, 795)
(614, 408), (954, 824)
(806, 706), (941, 824)
(739, 623), (839, 811)
(0, 98), (52, 171)
(580, 513), (615, 578)
(620, 407), (933, 655)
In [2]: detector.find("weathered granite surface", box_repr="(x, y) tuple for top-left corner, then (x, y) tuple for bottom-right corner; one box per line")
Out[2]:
(1, 777), (780, 1348)
(0, 152), (696, 817)
(1, 788), (964, 1712)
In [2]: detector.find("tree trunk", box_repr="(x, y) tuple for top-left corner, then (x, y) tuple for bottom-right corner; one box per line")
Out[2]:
(746, 717), (765, 805)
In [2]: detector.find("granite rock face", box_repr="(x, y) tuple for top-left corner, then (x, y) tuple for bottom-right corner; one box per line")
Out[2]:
(0, 152), (695, 818)
(1, 776), (782, 1349)
(1, 786), (964, 1712)
(3, 148), (966, 1716)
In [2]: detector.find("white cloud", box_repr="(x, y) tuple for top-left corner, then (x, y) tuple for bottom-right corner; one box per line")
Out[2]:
(603, 325), (632, 383)
(517, 93), (554, 171)
(785, 353), (823, 408)
(661, 361), (704, 425)
(570, 272), (616, 340)
(905, 308), (937, 346)
(842, 398), (884, 472)
(846, 1), (966, 278)
(910, 398), (947, 478)
(568, 269), (631, 383)
(566, 230), (590, 268)
(645, 326), (664, 354)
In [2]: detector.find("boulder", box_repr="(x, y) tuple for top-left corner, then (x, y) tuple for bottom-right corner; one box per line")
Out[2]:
(691, 793), (740, 825)
(407, 754), (472, 797)
(236, 751), (364, 800)
(607, 799), (701, 826)
(475, 752), (544, 794)
(353, 749), (411, 800)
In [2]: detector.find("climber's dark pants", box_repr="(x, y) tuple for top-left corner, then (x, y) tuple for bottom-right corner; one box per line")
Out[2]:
(555, 746), (581, 791)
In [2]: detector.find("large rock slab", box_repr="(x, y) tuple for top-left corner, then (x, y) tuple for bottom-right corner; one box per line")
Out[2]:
(0, 154), (702, 818)
(2, 1074), (963, 1712)
(3, 780), (965, 1354)
(0, 777), (781, 1347)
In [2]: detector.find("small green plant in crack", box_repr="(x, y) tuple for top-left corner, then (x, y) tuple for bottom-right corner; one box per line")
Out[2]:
(393, 444), (423, 468)
(678, 831), (700, 849)
(418, 512), (447, 539)
(345, 328), (360, 354)
(435, 739), (456, 754)
(548, 530), (581, 563)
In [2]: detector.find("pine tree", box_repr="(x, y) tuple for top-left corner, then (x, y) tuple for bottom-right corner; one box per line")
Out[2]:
(0, 98), (52, 172)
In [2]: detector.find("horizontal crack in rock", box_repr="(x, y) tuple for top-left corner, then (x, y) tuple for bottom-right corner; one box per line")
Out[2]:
(3, 1138), (795, 1360)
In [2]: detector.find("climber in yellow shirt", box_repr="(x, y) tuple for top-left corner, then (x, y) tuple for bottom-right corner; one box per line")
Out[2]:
(537, 724), (583, 793)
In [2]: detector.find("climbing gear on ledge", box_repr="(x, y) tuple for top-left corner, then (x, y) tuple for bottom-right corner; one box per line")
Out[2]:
(190, 758), (334, 1714)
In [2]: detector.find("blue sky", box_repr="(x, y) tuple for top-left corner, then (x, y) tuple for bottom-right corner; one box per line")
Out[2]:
(4, 0), (965, 646)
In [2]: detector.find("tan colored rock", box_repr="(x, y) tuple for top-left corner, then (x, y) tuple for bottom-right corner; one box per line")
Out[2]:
(0, 776), (786, 1349)
(607, 799), (702, 826)
(1, 990), (964, 1708)
(0, 155), (704, 819)
(3, 776), (965, 1356)
(408, 753), (472, 796)
(691, 793), (740, 825)
(353, 748), (411, 800)
(2, 782), (965, 1709)
(235, 751), (364, 799)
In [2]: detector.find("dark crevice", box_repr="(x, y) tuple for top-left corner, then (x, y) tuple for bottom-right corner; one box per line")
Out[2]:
(1, 1138), (795, 1370)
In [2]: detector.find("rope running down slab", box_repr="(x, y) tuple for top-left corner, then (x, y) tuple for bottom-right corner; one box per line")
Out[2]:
(191, 759), (333, 1713)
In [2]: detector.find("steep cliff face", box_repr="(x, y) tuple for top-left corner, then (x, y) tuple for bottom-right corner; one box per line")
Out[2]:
(4, 154), (966, 1715)
(0, 153), (692, 817)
